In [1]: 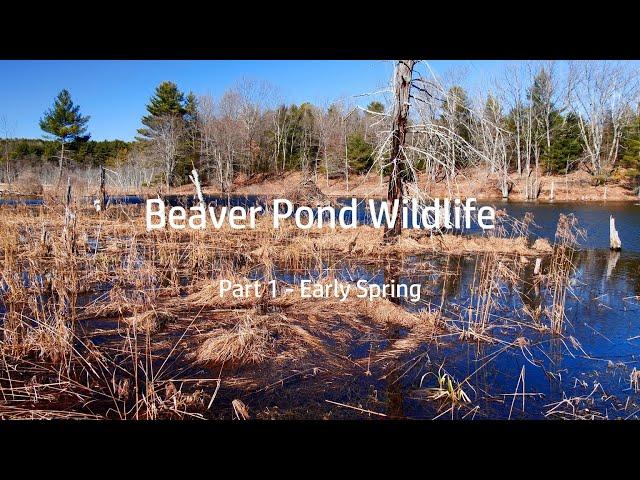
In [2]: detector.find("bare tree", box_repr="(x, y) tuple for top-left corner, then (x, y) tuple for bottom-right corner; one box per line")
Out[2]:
(471, 93), (511, 198)
(197, 92), (242, 193)
(500, 63), (527, 176)
(235, 78), (278, 175)
(271, 105), (292, 174)
(384, 60), (415, 239)
(0, 115), (14, 184)
(148, 115), (183, 188)
(567, 61), (638, 176)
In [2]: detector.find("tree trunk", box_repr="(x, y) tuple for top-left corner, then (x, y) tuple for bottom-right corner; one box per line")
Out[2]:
(165, 154), (172, 189)
(384, 60), (415, 240)
(99, 166), (106, 211)
(610, 215), (622, 251)
(344, 118), (349, 192)
(189, 168), (206, 209)
(58, 142), (65, 183)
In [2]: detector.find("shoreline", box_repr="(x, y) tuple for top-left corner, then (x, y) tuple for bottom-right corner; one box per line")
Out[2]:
(122, 169), (640, 203)
(2, 168), (639, 203)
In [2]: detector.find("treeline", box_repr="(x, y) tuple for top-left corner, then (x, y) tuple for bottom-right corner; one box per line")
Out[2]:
(3, 61), (640, 195)
(131, 79), (384, 190)
(4, 138), (129, 166)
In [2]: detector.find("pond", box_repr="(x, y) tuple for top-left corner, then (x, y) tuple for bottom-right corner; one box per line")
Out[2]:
(3, 194), (638, 253)
(2, 194), (639, 419)
(205, 197), (640, 419)
(233, 246), (638, 419)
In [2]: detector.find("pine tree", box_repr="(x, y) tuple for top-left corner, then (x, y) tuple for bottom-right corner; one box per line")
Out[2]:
(39, 89), (90, 181)
(176, 92), (200, 182)
(441, 86), (472, 169)
(366, 101), (384, 114)
(137, 81), (187, 140)
(347, 133), (374, 173)
(137, 81), (189, 186)
(444, 86), (472, 142)
(528, 68), (556, 151)
(543, 112), (583, 174)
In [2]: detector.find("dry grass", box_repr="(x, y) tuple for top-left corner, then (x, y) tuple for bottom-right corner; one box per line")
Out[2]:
(0, 186), (593, 419)
(195, 313), (274, 365)
(123, 309), (177, 334)
(547, 214), (582, 334)
(194, 309), (328, 367)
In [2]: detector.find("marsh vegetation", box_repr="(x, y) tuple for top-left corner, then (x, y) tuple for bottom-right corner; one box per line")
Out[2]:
(1, 187), (638, 420)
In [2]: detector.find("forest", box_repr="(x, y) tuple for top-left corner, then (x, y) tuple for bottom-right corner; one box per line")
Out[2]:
(2, 60), (640, 199)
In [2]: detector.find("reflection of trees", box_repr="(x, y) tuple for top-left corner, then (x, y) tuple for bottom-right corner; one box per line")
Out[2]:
(521, 258), (543, 318)
(546, 336), (564, 400)
(383, 259), (405, 418)
(576, 250), (640, 307)
(609, 254), (640, 299)
(438, 255), (463, 308)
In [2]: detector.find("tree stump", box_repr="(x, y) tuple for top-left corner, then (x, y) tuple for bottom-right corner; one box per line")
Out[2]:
(610, 215), (622, 251)
(534, 258), (542, 275)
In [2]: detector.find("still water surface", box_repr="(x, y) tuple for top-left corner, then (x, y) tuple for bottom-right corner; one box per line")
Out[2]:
(2, 194), (639, 418)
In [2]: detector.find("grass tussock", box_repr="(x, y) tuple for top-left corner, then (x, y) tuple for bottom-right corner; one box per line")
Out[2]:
(194, 310), (324, 366)
(195, 313), (273, 365)
(123, 309), (177, 333)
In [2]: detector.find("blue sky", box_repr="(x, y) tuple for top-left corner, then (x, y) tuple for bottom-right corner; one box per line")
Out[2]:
(0, 60), (505, 141)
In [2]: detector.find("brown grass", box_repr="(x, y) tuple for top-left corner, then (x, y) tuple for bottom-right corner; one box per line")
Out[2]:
(195, 312), (273, 365)
(0, 185), (589, 419)
(123, 309), (177, 334)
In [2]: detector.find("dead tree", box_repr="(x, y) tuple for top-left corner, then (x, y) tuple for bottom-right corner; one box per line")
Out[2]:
(149, 115), (183, 188)
(610, 215), (622, 251)
(189, 168), (206, 209)
(98, 166), (107, 211)
(384, 60), (415, 240)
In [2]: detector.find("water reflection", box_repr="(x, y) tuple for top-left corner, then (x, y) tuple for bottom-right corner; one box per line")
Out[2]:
(262, 247), (640, 418)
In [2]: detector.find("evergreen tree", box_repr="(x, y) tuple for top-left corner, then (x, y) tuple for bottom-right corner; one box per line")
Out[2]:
(528, 68), (556, 149)
(184, 92), (199, 132)
(443, 86), (472, 143)
(347, 133), (374, 173)
(441, 86), (472, 168)
(484, 94), (503, 125)
(543, 112), (583, 174)
(39, 89), (90, 181)
(176, 91), (200, 181)
(137, 81), (187, 140)
(619, 114), (640, 178)
(137, 81), (189, 186)
(366, 101), (384, 114)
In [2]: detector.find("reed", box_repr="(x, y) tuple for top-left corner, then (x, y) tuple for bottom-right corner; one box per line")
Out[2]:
(0, 191), (589, 419)
(547, 214), (582, 334)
